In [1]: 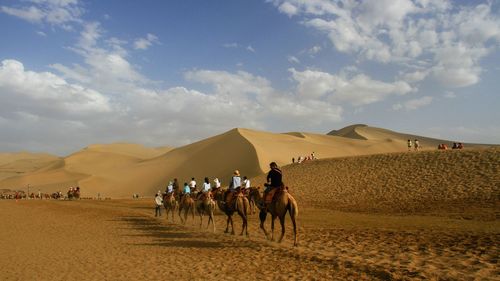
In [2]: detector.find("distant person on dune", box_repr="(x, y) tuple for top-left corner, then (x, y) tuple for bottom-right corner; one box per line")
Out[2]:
(414, 139), (420, 151)
(407, 139), (412, 151)
(458, 143), (464, 149)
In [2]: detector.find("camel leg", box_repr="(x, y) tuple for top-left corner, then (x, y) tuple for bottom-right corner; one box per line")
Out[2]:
(230, 216), (235, 235)
(225, 215), (230, 233)
(271, 214), (277, 241)
(259, 210), (269, 240)
(191, 206), (195, 226)
(278, 216), (286, 243)
(290, 212), (298, 246)
(178, 207), (184, 224)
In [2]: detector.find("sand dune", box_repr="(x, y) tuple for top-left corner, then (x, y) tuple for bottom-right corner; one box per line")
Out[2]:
(254, 147), (500, 219)
(0, 125), (495, 198)
(0, 152), (60, 181)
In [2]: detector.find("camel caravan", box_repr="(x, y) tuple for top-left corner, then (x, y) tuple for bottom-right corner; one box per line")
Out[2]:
(156, 162), (299, 246)
(0, 186), (82, 200)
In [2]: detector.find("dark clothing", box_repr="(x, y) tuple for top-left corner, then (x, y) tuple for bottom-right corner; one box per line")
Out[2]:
(266, 168), (283, 188)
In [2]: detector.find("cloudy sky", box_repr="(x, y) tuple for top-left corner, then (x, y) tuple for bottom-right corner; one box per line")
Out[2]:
(1, 0), (499, 155)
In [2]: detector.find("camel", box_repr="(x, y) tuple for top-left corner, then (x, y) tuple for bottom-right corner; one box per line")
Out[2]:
(178, 194), (195, 224)
(195, 193), (216, 232)
(246, 187), (258, 214)
(163, 192), (178, 222)
(248, 186), (299, 246)
(213, 188), (250, 236)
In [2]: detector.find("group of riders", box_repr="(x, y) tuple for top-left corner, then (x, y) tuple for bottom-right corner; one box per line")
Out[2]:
(155, 161), (284, 211)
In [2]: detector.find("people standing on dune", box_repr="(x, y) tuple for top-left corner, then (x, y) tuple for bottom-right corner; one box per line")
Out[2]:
(154, 192), (163, 217)
(414, 139), (420, 151)
(407, 139), (412, 151)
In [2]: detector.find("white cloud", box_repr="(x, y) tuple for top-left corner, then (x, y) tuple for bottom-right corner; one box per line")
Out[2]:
(278, 2), (298, 17)
(246, 45), (256, 52)
(287, 55), (300, 64)
(392, 96), (433, 111)
(289, 68), (413, 106)
(36, 31), (47, 37)
(444, 91), (456, 99)
(133, 33), (159, 50)
(1, 6), (44, 23)
(1, 0), (83, 27)
(223, 43), (239, 48)
(308, 45), (322, 56)
(0, 59), (111, 119)
(271, 0), (500, 88)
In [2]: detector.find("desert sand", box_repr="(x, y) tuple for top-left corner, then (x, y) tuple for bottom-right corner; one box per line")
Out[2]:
(0, 125), (498, 280)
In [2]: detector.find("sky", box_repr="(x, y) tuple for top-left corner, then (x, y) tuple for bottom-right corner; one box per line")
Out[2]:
(0, 0), (499, 155)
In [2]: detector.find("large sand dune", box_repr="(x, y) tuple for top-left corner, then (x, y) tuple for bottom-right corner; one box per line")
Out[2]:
(0, 152), (60, 181)
(0, 125), (494, 198)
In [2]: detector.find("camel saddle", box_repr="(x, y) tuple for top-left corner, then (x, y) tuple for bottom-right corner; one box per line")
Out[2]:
(225, 190), (243, 207)
(198, 191), (212, 201)
(265, 186), (288, 204)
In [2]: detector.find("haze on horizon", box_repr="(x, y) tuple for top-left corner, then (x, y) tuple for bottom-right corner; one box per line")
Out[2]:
(1, 0), (499, 155)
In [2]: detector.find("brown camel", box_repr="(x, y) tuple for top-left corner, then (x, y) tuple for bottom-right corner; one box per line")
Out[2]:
(248, 186), (299, 246)
(195, 193), (216, 232)
(213, 188), (250, 236)
(163, 192), (178, 222)
(178, 194), (195, 225)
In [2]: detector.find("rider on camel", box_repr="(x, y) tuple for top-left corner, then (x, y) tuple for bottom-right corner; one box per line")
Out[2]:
(197, 177), (211, 200)
(223, 170), (241, 205)
(263, 162), (282, 207)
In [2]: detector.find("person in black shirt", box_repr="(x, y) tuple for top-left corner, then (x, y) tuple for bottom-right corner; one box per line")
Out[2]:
(263, 162), (283, 208)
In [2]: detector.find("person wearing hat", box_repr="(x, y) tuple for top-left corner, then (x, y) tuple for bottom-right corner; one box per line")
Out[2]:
(224, 170), (241, 204)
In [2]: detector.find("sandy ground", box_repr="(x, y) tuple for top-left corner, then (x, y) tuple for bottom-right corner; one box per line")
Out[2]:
(1, 199), (498, 281)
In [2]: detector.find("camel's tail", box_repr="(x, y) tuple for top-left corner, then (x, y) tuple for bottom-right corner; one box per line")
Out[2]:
(288, 194), (299, 218)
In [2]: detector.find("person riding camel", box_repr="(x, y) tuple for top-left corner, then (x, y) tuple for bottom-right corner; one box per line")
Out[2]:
(224, 170), (241, 205)
(166, 181), (174, 194)
(263, 162), (283, 207)
(180, 182), (190, 202)
(197, 177), (211, 200)
(189, 177), (197, 193)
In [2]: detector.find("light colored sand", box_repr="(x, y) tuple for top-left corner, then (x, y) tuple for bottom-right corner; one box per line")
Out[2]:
(0, 199), (498, 280)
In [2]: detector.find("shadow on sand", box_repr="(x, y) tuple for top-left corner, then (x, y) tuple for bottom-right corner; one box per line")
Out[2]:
(113, 216), (252, 249)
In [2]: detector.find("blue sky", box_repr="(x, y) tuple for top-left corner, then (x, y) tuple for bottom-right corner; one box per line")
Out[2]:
(0, 0), (499, 155)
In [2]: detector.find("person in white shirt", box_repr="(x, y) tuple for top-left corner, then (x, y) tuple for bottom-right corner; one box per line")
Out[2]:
(202, 177), (211, 193)
(154, 192), (163, 217)
(213, 178), (221, 189)
(243, 176), (251, 190)
(166, 181), (174, 194)
(189, 178), (196, 191)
